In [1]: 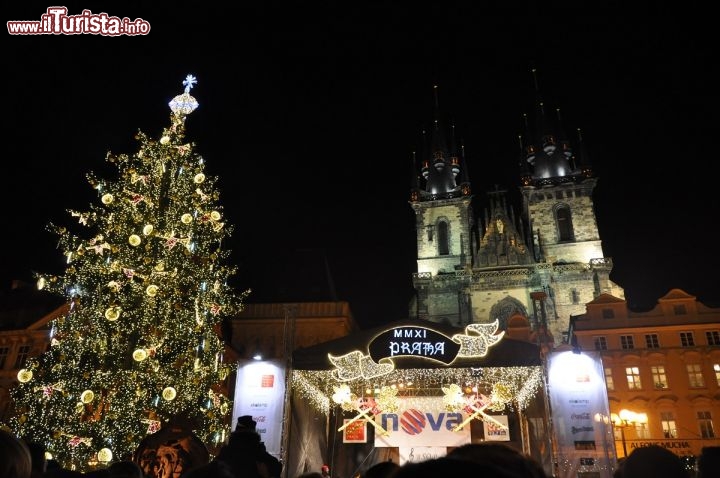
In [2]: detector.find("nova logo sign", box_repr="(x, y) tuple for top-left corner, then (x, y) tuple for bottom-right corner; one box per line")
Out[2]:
(374, 397), (471, 448)
(381, 409), (463, 435)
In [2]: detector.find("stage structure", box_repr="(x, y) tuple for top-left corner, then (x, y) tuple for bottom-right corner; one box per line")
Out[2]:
(287, 318), (551, 478)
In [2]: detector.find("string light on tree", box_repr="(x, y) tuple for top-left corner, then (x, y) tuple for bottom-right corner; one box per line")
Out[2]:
(10, 75), (247, 472)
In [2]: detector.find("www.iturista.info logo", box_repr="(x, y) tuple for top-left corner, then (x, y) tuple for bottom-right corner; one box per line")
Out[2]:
(7, 7), (151, 36)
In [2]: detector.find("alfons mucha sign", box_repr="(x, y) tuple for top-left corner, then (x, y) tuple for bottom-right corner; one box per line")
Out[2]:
(630, 441), (691, 451)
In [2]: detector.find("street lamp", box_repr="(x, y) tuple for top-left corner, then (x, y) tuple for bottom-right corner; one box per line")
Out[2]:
(610, 409), (648, 458)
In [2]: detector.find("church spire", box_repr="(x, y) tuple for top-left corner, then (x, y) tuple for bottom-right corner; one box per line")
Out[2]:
(575, 128), (593, 178)
(412, 85), (468, 200)
(519, 67), (589, 187)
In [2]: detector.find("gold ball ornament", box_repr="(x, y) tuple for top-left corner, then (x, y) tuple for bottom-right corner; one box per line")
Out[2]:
(133, 348), (148, 362)
(101, 193), (114, 205)
(210, 211), (221, 221)
(143, 224), (154, 235)
(193, 173), (205, 184)
(105, 306), (121, 321)
(181, 213), (193, 224)
(81, 390), (95, 403)
(129, 235), (142, 246)
(146, 285), (159, 297)
(17, 369), (33, 383)
(75, 402), (84, 413)
(162, 387), (177, 401)
(97, 448), (113, 463)
(160, 136), (170, 145)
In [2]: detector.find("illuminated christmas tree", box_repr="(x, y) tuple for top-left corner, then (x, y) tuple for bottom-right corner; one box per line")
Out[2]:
(10, 75), (245, 471)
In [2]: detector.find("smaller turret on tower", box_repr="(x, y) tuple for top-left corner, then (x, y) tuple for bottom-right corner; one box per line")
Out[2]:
(412, 86), (471, 202)
(520, 69), (594, 188)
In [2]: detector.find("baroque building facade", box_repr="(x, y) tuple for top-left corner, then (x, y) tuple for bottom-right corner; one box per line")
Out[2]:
(569, 289), (720, 459)
(0, 281), (67, 423)
(409, 84), (624, 346)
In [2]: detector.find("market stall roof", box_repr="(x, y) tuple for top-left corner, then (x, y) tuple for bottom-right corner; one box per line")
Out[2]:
(292, 318), (543, 370)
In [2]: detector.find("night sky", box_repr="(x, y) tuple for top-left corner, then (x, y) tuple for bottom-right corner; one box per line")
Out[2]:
(5, 4), (719, 328)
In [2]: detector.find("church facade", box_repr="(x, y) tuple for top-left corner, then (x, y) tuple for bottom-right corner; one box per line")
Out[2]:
(409, 84), (625, 346)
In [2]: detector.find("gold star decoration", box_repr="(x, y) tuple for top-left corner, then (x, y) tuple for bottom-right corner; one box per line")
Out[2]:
(332, 385), (390, 436)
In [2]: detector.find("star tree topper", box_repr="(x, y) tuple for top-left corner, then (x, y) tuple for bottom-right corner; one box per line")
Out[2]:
(169, 74), (199, 116)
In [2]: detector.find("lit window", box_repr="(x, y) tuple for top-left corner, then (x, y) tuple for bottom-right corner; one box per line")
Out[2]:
(651, 365), (668, 389)
(594, 336), (607, 351)
(698, 411), (715, 438)
(645, 334), (660, 349)
(626, 366), (642, 390)
(620, 335), (634, 350)
(660, 412), (677, 438)
(687, 364), (705, 388)
(636, 420), (650, 439)
(604, 367), (614, 391)
(714, 364), (720, 386)
(680, 332), (695, 347)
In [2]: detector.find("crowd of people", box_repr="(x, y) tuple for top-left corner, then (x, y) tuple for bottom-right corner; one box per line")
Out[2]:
(3, 424), (720, 478)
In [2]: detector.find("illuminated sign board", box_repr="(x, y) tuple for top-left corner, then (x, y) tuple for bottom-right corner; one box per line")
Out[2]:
(368, 327), (461, 364)
(329, 321), (504, 381)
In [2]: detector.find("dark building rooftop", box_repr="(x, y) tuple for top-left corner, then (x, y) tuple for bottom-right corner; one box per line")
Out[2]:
(0, 280), (66, 331)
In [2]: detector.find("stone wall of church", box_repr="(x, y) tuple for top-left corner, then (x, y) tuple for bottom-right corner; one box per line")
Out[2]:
(413, 199), (472, 275)
(425, 288), (462, 325)
(524, 182), (600, 262)
(469, 287), (530, 325)
(528, 191), (597, 241)
(542, 241), (604, 265)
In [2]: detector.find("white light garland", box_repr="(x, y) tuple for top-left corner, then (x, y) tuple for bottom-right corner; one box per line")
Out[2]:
(293, 365), (544, 414)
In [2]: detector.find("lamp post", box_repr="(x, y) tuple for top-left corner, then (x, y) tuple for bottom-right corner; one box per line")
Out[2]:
(610, 409), (648, 458)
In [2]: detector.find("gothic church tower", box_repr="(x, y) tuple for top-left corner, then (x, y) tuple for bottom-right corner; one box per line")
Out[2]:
(409, 77), (624, 346)
(409, 86), (474, 327)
